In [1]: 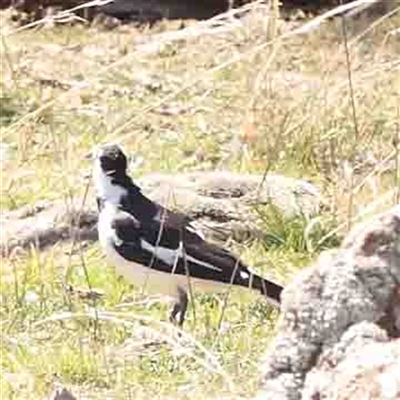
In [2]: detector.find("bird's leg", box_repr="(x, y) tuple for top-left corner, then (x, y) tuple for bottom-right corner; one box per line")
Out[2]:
(177, 287), (188, 327)
(170, 301), (180, 323)
(170, 286), (188, 328)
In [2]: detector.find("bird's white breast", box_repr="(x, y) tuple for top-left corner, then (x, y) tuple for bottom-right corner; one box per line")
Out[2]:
(92, 159), (127, 205)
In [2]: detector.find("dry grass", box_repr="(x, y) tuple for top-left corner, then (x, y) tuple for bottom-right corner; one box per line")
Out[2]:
(1, 1), (399, 398)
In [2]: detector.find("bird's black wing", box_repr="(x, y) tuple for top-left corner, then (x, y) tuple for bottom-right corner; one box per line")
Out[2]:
(110, 209), (235, 278)
(135, 219), (250, 285)
(181, 239), (251, 286)
(110, 210), (180, 274)
(121, 186), (204, 243)
(111, 211), (283, 303)
(153, 205), (206, 242)
(111, 210), (142, 245)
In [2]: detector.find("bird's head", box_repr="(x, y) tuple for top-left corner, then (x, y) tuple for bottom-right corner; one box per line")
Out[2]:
(95, 143), (128, 177)
(92, 143), (131, 204)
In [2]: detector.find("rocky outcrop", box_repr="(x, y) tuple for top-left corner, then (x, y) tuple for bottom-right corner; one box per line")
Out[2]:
(0, 171), (322, 256)
(303, 323), (400, 400)
(256, 205), (400, 400)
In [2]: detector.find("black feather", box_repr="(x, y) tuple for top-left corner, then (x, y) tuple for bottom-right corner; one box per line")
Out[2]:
(109, 210), (283, 303)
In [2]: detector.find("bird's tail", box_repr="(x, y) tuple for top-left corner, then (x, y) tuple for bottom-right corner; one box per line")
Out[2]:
(251, 274), (283, 307)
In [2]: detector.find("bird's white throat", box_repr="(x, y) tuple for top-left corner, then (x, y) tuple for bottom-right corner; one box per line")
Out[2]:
(93, 158), (127, 205)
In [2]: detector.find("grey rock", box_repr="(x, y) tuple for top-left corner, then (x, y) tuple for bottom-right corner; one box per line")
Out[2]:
(255, 205), (400, 400)
(303, 323), (400, 399)
(0, 199), (97, 256)
(0, 172), (322, 256)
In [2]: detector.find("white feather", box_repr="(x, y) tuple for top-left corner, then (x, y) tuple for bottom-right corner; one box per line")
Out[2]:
(140, 239), (222, 272)
(240, 271), (250, 280)
(187, 223), (206, 240)
(140, 239), (181, 266)
(92, 157), (127, 205)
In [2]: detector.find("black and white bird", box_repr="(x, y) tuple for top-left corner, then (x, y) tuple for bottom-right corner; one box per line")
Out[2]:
(93, 143), (283, 327)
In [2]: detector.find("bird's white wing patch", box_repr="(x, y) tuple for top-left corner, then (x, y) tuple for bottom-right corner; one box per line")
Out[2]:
(140, 240), (222, 273)
(141, 239), (179, 265)
(185, 254), (222, 272)
(240, 271), (250, 280)
(187, 223), (206, 240)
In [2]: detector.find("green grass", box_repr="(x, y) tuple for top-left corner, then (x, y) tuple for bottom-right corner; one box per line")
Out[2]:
(1, 4), (399, 399)
(1, 242), (282, 399)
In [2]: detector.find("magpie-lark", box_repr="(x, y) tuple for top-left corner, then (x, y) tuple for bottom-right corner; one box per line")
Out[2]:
(93, 143), (283, 327)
